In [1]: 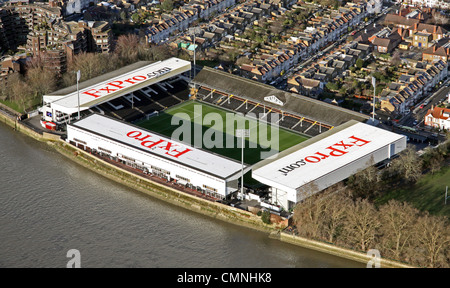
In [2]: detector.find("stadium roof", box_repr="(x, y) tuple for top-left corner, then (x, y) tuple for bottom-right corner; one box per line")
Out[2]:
(69, 114), (250, 180)
(252, 120), (406, 194)
(44, 58), (191, 115)
(192, 67), (370, 127)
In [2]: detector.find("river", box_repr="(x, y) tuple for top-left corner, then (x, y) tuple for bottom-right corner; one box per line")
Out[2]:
(0, 122), (363, 268)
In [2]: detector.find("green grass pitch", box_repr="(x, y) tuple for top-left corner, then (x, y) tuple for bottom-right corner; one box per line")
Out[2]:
(136, 101), (308, 166)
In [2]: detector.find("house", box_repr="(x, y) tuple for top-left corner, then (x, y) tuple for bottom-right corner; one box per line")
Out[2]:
(384, 13), (420, 29)
(412, 31), (433, 48)
(371, 31), (402, 53)
(287, 76), (323, 98)
(410, 23), (447, 42)
(424, 106), (450, 130)
(422, 45), (450, 62)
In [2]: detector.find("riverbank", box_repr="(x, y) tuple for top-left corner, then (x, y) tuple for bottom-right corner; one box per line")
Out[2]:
(0, 109), (414, 268)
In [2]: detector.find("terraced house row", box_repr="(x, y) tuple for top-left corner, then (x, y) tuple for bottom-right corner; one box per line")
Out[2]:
(144, 0), (236, 43)
(287, 41), (372, 97)
(380, 60), (448, 115)
(236, 2), (367, 83)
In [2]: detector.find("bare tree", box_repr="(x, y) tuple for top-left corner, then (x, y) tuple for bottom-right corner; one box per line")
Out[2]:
(3, 73), (33, 112)
(26, 63), (58, 98)
(411, 213), (449, 268)
(115, 34), (140, 64)
(321, 190), (352, 243)
(433, 12), (449, 26)
(293, 182), (325, 239)
(148, 44), (173, 61)
(378, 200), (419, 261)
(347, 156), (381, 199)
(388, 145), (422, 184)
(268, 18), (284, 35)
(343, 198), (380, 252)
(390, 51), (401, 67)
(236, 56), (252, 67)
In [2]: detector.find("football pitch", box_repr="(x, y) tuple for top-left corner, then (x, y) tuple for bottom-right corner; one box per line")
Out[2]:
(136, 101), (308, 165)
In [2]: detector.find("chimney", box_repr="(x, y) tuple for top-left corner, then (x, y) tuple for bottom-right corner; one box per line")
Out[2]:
(414, 23), (418, 31)
(433, 45), (436, 53)
(434, 25), (437, 33)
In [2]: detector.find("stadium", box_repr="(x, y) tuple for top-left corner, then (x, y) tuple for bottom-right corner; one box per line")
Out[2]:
(41, 57), (406, 212)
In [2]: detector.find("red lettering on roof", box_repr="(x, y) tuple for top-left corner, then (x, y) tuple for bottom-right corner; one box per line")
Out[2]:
(126, 130), (191, 158)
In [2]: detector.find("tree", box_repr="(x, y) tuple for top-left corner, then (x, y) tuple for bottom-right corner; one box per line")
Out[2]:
(343, 198), (380, 252)
(4, 73), (33, 112)
(390, 51), (401, 67)
(161, 0), (174, 12)
(148, 44), (173, 61)
(115, 34), (140, 64)
(433, 12), (449, 26)
(269, 19), (284, 35)
(293, 195), (327, 239)
(378, 200), (418, 261)
(411, 213), (449, 268)
(261, 210), (271, 224)
(293, 182), (325, 239)
(236, 57), (251, 66)
(120, 10), (127, 21)
(25, 59), (58, 99)
(356, 58), (364, 69)
(321, 190), (352, 243)
(131, 13), (140, 24)
(62, 52), (120, 88)
(326, 82), (339, 91)
(347, 157), (381, 199)
(388, 146), (423, 184)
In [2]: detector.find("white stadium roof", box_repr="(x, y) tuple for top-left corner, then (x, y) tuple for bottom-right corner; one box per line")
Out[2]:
(70, 114), (249, 180)
(252, 121), (407, 194)
(44, 57), (191, 115)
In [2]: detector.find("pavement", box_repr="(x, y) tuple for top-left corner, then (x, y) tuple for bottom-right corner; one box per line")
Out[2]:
(21, 114), (66, 136)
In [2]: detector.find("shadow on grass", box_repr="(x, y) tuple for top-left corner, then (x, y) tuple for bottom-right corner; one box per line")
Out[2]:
(375, 166), (450, 217)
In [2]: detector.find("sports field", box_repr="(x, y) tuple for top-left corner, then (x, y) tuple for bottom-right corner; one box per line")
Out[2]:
(136, 101), (308, 165)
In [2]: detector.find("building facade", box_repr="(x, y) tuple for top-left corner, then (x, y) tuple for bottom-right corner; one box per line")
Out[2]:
(424, 106), (450, 130)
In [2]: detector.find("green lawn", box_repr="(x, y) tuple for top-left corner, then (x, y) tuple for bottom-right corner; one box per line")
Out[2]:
(375, 165), (450, 217)
(136, 101), (308, 165)
(0, 99), (25, 114)
(136, 101), (308, 187)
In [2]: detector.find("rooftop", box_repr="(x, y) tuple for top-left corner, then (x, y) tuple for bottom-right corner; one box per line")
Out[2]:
(193, 67), (370, 127)
(252, 121), (406, 193)
(69, 113), (248, 180)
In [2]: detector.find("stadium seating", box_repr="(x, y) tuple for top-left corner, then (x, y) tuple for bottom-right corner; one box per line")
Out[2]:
(219, 97), (243, 111)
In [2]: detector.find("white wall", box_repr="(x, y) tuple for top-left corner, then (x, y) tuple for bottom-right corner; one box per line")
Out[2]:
(67, 125), (230, 198)
(269, 137), (407, 209)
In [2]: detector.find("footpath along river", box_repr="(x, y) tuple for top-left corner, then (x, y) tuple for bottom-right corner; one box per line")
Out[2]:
(0, 122), (363, 268)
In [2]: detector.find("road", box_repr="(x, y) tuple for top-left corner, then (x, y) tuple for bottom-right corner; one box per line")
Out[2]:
(400, 80), (450, 127)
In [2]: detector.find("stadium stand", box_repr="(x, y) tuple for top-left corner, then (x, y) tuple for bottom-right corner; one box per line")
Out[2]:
(192, 67), (370, 137)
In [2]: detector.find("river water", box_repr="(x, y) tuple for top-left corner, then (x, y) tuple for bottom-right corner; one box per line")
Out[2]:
(0, 122), (363, 268)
